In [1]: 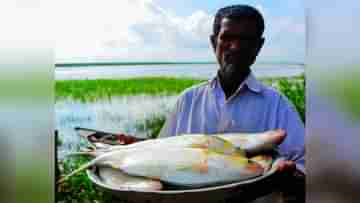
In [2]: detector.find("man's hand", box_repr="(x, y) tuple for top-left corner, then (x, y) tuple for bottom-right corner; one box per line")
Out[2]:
(225, 160), (305, 203)
(277, 160), (297, 173)
(276, 160), (305, 202)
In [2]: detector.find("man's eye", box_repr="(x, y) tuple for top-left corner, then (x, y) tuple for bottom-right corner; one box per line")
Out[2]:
(221, 35), (253, 41)
(220, 35), (232, 41)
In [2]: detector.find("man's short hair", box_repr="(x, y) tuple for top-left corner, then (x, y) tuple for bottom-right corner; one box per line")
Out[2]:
(213, 5), (265, 37)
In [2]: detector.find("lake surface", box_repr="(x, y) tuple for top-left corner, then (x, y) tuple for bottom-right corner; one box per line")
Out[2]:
(55, 63), (304, 80)
(56, 95), (178, 159)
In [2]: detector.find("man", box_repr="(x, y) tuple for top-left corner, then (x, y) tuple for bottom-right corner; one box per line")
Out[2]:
(158, 4), (305, 202)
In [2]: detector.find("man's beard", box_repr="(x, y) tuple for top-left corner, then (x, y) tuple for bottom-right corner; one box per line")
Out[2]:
(217, 63), (250, 90)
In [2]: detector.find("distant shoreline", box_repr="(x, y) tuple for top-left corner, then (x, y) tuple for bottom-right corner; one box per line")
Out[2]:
(55, 63), (304, 80)
(55, 61), (304, 67)
(56, 62), (216, 67)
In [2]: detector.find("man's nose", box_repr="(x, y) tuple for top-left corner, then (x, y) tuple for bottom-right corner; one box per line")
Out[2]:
(229, 39), (242, 50)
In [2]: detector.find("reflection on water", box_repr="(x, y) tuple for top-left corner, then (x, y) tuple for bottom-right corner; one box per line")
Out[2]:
(56, 95), (178, 159)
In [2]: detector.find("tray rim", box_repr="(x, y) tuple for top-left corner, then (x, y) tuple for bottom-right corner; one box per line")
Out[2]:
(86, 157), (284, 194)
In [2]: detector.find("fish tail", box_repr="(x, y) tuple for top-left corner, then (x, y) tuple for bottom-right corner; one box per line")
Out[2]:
(56, 156), (102, 185)
(66, 151), (98, 157)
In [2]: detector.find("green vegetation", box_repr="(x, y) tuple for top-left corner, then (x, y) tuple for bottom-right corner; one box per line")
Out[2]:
(278, 77), (305, 123)
(264, 74), (305, 122)
(56, 77), (205, 102)
(57, 157), (113, 203)
(134, 114), (167, 139)
(56, 61), (216, 67)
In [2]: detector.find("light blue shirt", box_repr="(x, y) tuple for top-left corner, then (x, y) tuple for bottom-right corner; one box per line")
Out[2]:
(159, 73), (305, 173)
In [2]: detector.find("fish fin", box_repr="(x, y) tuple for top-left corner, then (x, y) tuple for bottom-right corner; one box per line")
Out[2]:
(212, 136), (246, 156)
(176, 155), (209, 174)
(176, 165), (192, 171)
(250, 154), (273, 162)
(245, 160), (264, 174)
(190, 143), (208, 149)
(250, 155), (273, 172)
(225, 154), (249, 166)
(184, 135), (245, 156)
(177, 162), (209, 174)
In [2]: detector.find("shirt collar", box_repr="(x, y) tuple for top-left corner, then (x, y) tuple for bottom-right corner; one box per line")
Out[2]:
(245, 73), (263, 93)
(210, 72), (263, 94)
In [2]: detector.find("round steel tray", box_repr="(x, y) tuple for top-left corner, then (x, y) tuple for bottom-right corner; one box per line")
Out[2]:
(87, 158), (284, 203)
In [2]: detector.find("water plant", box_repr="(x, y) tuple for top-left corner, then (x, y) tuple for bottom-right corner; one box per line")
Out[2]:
(57, 156), (113, 203)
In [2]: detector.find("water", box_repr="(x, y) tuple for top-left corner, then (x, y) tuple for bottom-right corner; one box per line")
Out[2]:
(56, 95), (178, 159)
(55, 63), (304, 80)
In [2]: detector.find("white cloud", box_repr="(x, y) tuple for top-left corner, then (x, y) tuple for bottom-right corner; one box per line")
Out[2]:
(55, 0), (213, 62)
(259, 7), (305, 62)
(55, 1), (304, 63)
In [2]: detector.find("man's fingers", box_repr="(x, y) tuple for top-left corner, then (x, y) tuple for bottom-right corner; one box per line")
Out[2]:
(277, 160), (296, 172)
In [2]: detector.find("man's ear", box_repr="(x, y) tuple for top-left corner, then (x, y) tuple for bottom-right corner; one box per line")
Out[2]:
(210, 35), (216, 51)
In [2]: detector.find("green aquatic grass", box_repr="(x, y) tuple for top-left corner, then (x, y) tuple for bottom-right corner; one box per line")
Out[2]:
(273, 74), (305, 123)
(57, 156), (113, 203)
(55, 76), (304, 101)
(56, 77), (205, 102)
(55, 75), (305, 121)
(134, 114), (167, 139)
(277, 78), (305, 123)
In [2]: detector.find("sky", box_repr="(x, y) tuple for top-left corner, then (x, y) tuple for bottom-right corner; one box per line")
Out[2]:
(55, 0), (305, 63)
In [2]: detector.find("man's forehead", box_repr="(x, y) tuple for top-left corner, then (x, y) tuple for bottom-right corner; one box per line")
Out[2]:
(219, 17), (258, 33)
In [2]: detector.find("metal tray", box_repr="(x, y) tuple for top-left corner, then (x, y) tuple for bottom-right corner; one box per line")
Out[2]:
(86, 158), (284, 203)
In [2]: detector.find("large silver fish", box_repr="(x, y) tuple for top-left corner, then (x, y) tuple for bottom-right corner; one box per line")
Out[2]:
(91, 155), (273, 191)
(98, 167), (163, 191)
(118, 148), (264, 188)
(73, 133), (241, 156)
(58, 130), (284, 188)
(216, 129), (286, 156)
(58, 147), (263, 188)
(78, 129), (285, 157)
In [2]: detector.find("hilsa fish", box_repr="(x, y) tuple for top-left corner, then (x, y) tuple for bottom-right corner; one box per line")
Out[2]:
(61, 135), (241, 187)
(217, 129), (286, 156)
(118, 148), (264, 188)
(58, 147), (263, 188)
(97, 167), (163, 191)
(58, 130), (285, 189)
(95, 155), (273, 191)
(77, 129), (286, 157)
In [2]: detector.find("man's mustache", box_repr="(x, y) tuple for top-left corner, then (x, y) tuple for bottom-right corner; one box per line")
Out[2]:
(224, 51), (243, 61)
